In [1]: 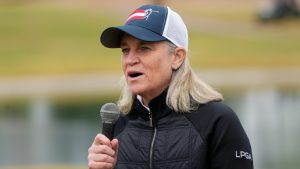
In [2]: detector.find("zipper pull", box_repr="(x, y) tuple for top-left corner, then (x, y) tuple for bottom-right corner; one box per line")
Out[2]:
(149, 111), (153, 127)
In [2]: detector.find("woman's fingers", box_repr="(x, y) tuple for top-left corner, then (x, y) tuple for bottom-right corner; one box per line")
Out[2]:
(87, 134), (119, 169)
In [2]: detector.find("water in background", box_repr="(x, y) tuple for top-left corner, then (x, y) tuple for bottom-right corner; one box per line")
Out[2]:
(0, 88), (300, 169)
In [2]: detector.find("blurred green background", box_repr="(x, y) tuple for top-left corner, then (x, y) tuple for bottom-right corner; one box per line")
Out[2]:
(0, 0), (300, 169)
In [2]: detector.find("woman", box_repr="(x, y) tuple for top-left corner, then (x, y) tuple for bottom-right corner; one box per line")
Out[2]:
(88, 4), (253, 169)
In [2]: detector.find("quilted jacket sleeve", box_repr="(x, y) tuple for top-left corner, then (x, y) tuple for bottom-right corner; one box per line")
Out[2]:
(186, 101), (254, 169)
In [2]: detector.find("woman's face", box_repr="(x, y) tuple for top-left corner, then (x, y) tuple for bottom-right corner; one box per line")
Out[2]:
(121, 34), (174, 103)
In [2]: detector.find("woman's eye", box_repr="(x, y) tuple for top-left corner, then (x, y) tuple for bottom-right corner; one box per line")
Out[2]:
(121, 48), (129, 54)
(140, 46), (150, 51)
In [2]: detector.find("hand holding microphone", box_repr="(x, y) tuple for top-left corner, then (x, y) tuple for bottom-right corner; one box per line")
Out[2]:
(88, 103), (120, 169)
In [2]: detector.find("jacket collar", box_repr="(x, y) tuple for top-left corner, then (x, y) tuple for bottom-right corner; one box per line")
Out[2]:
(130, 89), (172, 122)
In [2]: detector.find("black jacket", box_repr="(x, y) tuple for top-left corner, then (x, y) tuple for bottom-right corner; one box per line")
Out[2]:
(113, 91), (253, 169)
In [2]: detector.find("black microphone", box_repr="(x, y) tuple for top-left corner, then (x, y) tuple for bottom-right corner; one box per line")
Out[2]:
(100, 103), (120, 140)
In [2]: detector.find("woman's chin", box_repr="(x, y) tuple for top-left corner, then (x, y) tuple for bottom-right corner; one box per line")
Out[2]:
(129, 86), (145, 96)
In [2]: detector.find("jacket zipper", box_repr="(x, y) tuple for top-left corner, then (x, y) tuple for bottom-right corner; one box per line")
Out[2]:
(150, 125), (157, 169)
(149, 111), (153, 127)
(149, 111), (156, 169)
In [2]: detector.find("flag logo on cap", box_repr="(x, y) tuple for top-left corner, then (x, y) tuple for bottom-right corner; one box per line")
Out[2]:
(127, 8), (159, 22)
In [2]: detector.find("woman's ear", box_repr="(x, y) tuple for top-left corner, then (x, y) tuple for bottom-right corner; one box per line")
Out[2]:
(172, 47), (186, 70)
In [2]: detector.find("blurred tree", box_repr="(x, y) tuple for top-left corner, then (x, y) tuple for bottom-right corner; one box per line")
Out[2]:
(272, 0), (299, 18)
(257, 0), (300, 21)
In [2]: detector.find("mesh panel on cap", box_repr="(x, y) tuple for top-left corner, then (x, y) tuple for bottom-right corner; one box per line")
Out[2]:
(163, 7), (188, 50)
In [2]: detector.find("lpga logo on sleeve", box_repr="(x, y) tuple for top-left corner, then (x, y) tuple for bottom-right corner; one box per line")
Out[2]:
(235, 150), (252, 160)
(127, 8), (159, 22)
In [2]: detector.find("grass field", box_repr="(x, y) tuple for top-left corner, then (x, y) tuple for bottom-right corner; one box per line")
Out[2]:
(0, 0), (300, 77)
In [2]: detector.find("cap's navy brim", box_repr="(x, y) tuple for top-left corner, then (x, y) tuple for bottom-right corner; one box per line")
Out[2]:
(100, 25), (167, 48)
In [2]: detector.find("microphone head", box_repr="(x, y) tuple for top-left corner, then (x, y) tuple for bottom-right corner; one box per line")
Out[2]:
(100, 103), (120, 124)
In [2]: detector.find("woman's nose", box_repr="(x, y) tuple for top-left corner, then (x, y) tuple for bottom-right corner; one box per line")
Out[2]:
(125, 51), (139, 66)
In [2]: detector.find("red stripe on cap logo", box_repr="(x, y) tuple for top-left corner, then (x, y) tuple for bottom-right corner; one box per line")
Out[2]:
(127, 9), (159, 22)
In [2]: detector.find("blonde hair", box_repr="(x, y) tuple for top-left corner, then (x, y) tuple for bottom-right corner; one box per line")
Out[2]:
(117, 41), (223, 114)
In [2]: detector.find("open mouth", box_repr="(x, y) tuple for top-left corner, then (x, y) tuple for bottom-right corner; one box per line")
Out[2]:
(128, 72), (143, 78)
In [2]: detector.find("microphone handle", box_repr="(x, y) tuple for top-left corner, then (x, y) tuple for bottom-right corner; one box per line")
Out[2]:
(102, 122), (114, 140)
